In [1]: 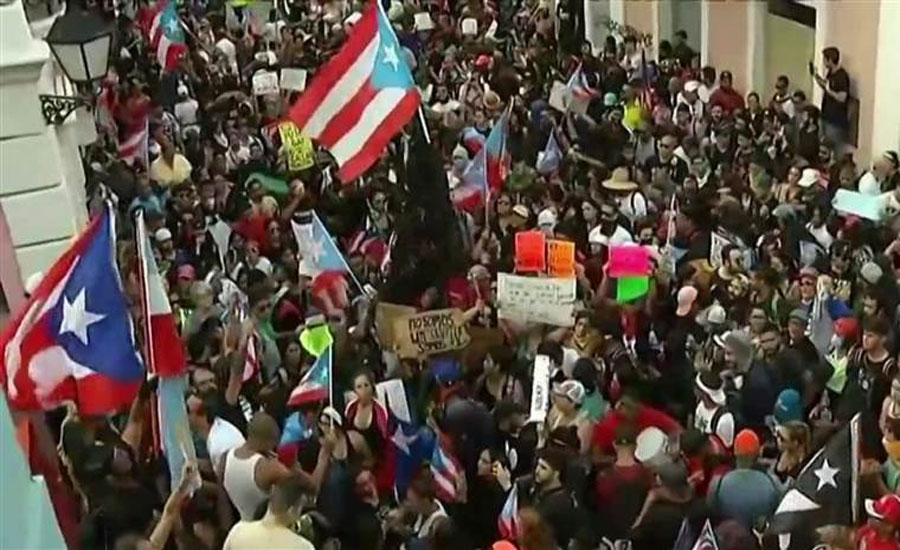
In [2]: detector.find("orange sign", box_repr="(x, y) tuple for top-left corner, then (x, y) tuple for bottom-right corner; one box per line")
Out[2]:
(547, 239), (576, 278)
(515, 231), (546, 273)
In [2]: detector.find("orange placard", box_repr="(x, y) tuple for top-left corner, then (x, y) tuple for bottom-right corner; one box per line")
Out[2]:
(547, 239), (575, 277)
(515, 231), (546, 273)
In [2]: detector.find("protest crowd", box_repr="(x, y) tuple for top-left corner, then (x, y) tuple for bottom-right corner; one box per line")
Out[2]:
(3, 0), (900, 549)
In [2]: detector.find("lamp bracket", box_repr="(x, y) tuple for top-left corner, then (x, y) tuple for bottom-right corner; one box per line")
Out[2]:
(39, 94), (90, 125)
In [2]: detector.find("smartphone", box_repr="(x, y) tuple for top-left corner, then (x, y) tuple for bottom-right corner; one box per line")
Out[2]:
(807, 61), (815, 75)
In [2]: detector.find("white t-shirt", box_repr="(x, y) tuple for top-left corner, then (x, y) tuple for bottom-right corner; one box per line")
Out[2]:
(694, 402), (735, 447)
(174, 98), (199, 126)
(224, 517), (315, 550)
(588, 225), (634, 247)
(215, 37), (238, 73)
(208, 417), (246, 477)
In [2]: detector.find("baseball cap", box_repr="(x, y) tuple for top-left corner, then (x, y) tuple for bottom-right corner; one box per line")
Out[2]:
(797, 168), (820, 188)
(676, 286), (699, 317)
(492, 542), (517, 550)
(859, 261), (883, 285)
(798, 266), (819, 281)
(773, 389), (802, 425)
(177, 264), (196, 281)
(698, 304), (727, 327)
(537, 208), (557, 228)
(512, 204), (529, 218)
(553, 380), (585, 406)
(788, 308), (808, 324)
(865, 494), (900, 528)
(733, 429), (760, 456)
(833, 317), (859, 341)
(695, 371), (726, 406)
(155, 228), (172, 242)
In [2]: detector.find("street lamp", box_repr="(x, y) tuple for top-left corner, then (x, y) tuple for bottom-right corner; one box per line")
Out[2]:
(40, 0), (114, 124)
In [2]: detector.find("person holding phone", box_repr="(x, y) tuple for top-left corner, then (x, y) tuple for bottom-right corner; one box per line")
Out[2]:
(812, 47), (850, 151)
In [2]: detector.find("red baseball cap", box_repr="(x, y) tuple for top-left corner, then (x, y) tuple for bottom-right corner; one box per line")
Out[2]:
(866, 494), (900, 528)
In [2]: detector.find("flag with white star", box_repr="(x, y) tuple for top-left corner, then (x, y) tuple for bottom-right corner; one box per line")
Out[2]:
(289, 1), (421, 183)
(0, 205), (145, 415)
(146, 0), (187, 72)
(768, 414), (860, 541)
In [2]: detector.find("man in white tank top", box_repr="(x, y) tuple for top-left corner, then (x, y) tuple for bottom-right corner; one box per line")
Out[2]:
(221, 412), (334, 521)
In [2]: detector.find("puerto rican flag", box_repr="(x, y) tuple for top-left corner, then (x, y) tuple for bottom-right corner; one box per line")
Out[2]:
(135, 210), (185, 378)
(289, 2), (421, 183)
(0, 205), (145, 415)
(567, 63), (598, 101)
(452, 108), (510, 211)
(287, 345), (332, 407)
(147, 0), (188, 72)
(292, 212), (355, 316)
(497, 484), (519, 539)
(430, 432), (463, 502)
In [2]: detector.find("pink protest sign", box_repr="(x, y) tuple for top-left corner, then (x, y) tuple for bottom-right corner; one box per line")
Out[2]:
(608, 246), (651, 278)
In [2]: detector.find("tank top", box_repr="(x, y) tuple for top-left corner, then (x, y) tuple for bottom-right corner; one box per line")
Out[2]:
(223, 449), (269, 521)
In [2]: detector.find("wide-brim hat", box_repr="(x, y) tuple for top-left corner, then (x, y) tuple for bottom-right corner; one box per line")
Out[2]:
(602, 167), (638, 191)
(695, 373), (727, 406)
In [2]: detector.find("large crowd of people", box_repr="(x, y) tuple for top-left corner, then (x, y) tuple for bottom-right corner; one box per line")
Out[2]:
(25, 0), (900, 548)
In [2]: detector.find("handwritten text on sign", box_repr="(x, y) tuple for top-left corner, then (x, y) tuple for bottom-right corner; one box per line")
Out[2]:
(279, 122), (315, 172)
(497, 273), (576, 327)
(529, 355), (551, 423)
(393, 308), (471, 358)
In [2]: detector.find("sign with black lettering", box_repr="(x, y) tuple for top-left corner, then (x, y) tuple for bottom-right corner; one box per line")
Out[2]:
(393, 308), (471, 358)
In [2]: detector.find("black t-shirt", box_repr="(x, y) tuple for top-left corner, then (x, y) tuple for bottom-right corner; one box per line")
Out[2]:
(821, 68), (850, 127)
(646, 154), (690, 186)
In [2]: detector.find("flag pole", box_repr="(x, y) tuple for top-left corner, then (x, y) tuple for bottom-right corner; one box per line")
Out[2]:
(327, 344), (333, 408)
(416, 106), (432, 145)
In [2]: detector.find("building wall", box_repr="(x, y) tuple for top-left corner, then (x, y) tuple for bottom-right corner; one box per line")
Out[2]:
(871, 0), (900, 157)
(705, 0), (749, 93)
(821, 1), (880, 163)
(763, 12), (815, 101)
(623, 0), (655, 37)
(0, 0), (87, 313)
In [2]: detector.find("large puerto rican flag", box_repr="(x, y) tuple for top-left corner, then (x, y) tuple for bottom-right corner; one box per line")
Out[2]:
(135, 210), (186, 377)
(287, 344), (332, 407)
(288, 2), (420, 183)
(147, 0), (188, 72)
(0, 205), (145, 415)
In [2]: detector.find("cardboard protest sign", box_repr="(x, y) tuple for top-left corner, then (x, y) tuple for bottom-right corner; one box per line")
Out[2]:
(528, 355), (551, 423)
(515, 231), (546, 273)
(608, 245), (651, 277)
(280, 68), (308, 91)
(547, 239), (576, 278)
(393, 308), (471, 358)
(832, 189), (884, 221)
(279, 121), (316, 171)
(548, 80), (569, 112)
(461, 17), (478, 35)
(616, 276), (650, 303)
(375, 302), (417, 350)
(497, 273), (576, 327)
(252, 71), (280, 96)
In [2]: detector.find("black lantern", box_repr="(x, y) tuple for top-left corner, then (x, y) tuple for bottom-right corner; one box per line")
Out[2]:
(40, 0), (114, 124)
(45, 0), (114, 86)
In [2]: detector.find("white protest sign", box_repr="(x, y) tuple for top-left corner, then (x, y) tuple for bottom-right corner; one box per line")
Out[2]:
(376, 378), (411, 424)
(497, 273), (576, 327)
(414, 12), (435, 31)
(461, 17), (478, 36)
(280, 68), (308, 92)
(528, 355), (551, 423)
(206, 217), (232, 269)
(548, 80), (570, 112)
(252, 71), (280, 96)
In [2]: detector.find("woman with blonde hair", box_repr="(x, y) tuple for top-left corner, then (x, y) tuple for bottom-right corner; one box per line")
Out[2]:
(774, 421), (811, 484)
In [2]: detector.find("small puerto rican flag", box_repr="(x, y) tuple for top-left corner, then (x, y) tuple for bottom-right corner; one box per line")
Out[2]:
(497, 484), (519, 539)
(430, 432), (463, 502)
(287, 345), (332, 407)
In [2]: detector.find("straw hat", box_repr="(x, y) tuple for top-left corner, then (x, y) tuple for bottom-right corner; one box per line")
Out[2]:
(602, 167), (639, 191)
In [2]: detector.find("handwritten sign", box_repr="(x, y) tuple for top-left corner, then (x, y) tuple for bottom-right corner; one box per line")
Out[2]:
(547, 239), (575, 278)
(279, 121), (315, 171)
(497, 273), (576, 327)
(252, 70), (280, 96)
(280, 68), (308, 92)
(528, 355), (551, 423)
(515, 231), (546, 273)
(608, 245), (651, 278)
(393, 308), (471, 358)
(375, 302), (417, 350)
(832, 189), (884, 221)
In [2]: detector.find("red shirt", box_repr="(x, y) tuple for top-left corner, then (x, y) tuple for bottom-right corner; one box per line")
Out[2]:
(857, 525), (899, 550)
(710, 87), (745, 114)
(592, 405), (681, 455)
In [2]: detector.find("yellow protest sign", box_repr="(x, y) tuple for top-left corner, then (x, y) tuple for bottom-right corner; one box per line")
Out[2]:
(279, 121), (315, 172)
(547, 239), (575, 278)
